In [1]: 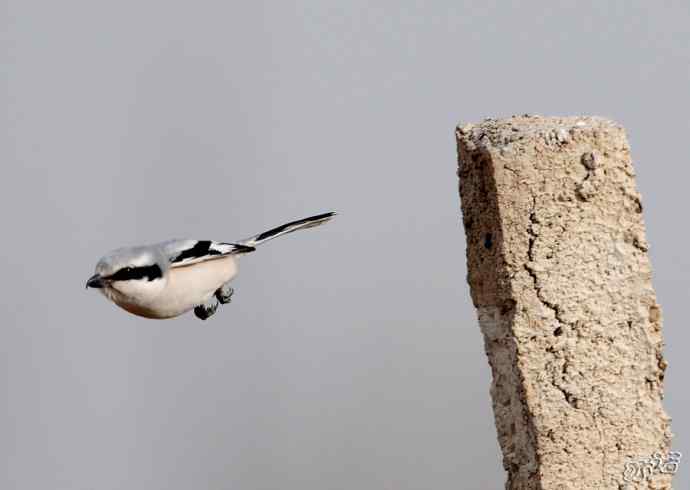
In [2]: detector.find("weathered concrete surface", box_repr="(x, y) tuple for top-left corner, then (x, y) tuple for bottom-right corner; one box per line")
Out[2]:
(456, 116), (672, 489)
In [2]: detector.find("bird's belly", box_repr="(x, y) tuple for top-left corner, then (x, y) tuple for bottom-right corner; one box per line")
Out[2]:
(159, 256), (239, 317)
(101, 257), (238, 319)
(108, 257), (238, 319)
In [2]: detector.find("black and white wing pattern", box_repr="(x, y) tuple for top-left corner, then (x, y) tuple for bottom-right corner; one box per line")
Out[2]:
(161, 239), (255, 268)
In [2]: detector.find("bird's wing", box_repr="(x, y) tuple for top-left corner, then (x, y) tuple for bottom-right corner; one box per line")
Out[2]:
(161, 239), (255, 268)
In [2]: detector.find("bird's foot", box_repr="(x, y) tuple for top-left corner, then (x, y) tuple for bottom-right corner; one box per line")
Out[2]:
(194, 300), (219, 320)
(215, 284), (234, 304)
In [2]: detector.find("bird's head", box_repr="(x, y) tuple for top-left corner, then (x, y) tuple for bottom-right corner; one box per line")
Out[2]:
(86, 246), (169, 305)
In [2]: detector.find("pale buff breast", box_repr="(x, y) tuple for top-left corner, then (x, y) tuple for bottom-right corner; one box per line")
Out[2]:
(162, 256), (239, 317)
(106, 256), (239, 319)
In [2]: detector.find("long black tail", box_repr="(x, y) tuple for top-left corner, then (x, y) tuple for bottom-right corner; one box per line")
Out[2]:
(241, 212), (336, 247)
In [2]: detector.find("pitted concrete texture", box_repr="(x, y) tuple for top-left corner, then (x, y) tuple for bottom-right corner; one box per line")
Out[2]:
(456, 116), (672, 489)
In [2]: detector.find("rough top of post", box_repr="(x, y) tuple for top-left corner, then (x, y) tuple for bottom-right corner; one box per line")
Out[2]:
(456, 115), (625, 149)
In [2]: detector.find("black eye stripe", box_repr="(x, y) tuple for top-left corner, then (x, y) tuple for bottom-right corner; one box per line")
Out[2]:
(107, 264), (163, 282)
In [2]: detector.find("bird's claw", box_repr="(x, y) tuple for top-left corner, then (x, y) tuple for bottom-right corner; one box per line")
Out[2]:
(194, 300), (219, 320)
(215, 285), (234, 304)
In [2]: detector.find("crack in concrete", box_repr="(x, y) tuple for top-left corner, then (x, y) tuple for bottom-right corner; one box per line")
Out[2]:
(525, 194), (580, 411)
(553, 382), (578, 409)
(523, 194), (573, 329)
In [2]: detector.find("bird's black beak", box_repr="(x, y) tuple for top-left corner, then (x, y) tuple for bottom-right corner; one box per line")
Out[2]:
(86, 274), (105, 289)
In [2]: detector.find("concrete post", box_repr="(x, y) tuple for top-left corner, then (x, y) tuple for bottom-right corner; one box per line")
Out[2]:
(456, 116), (673, 489)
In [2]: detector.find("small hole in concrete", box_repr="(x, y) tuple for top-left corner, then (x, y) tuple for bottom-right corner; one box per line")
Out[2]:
(554, 326), (563, 336)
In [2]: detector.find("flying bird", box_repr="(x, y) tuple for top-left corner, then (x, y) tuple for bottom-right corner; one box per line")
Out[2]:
(86, 212), (335, 320)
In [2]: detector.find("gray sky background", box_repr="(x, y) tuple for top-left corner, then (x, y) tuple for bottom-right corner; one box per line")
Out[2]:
(2, 1), (688, 489)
